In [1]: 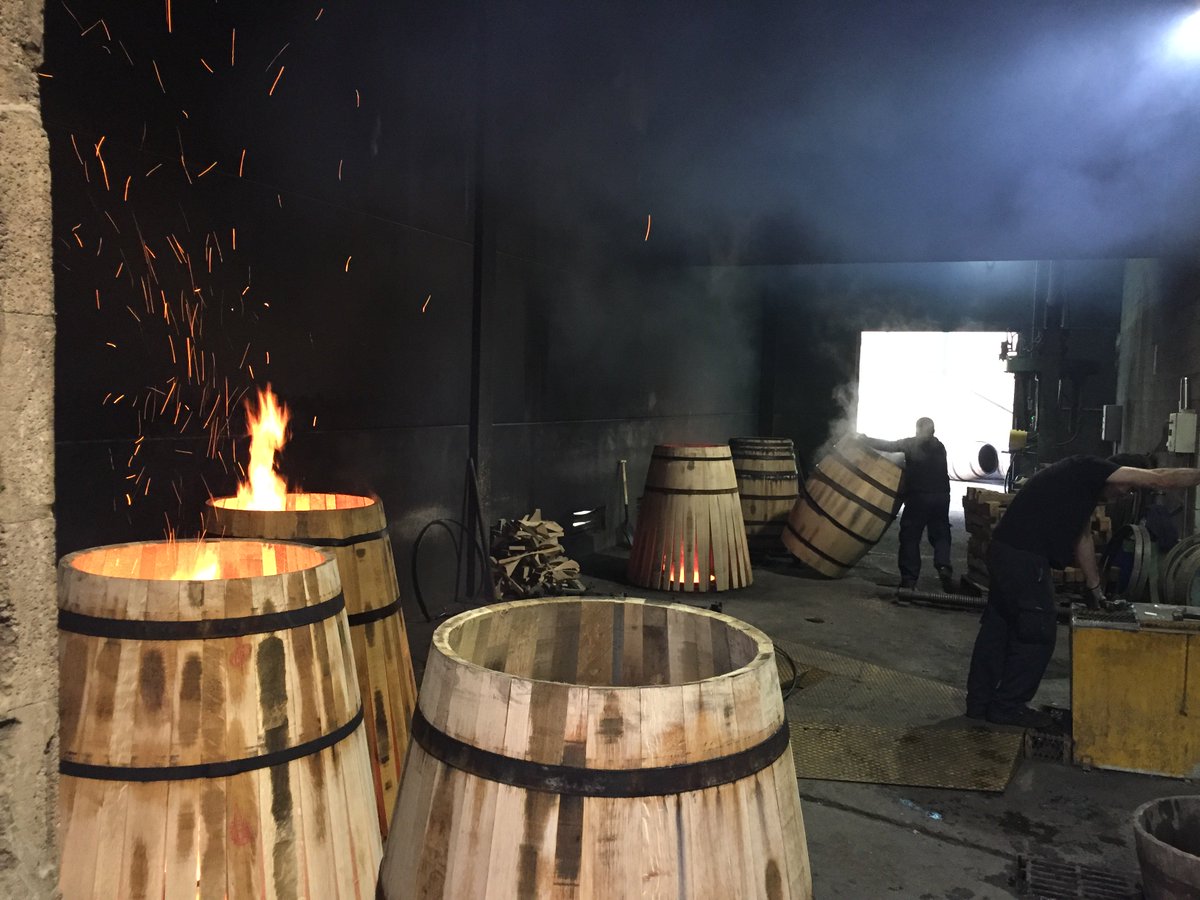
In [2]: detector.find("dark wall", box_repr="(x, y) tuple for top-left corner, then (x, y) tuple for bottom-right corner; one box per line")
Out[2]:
(44, 1), (759, 612)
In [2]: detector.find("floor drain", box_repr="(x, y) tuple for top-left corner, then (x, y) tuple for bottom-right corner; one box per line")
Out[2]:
(1015, 855), (1139, 899)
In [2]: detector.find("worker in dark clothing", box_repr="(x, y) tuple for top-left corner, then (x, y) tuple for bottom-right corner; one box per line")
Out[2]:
(861, 417), (953, 591)
(965, 453), (1200, 729)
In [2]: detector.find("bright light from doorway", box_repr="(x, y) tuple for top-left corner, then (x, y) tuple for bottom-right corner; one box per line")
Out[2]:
(1167, 9), (1200, 58)
(856, 332), (1014, 481)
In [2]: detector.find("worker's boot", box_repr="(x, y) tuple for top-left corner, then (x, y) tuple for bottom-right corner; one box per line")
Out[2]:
(936, 565), (954, 593)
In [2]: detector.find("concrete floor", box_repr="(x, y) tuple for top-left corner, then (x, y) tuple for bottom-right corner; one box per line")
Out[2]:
(404, 488), (1194, 898)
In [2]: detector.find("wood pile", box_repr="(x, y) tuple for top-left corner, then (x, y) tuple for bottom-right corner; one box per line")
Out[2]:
(490, 509), (585, 599)
(963, 487), (1116, 591)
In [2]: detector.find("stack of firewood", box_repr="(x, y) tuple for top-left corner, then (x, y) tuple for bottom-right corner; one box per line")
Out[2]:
(963, 487), (1116, 591)
(490, 509), (585, 599)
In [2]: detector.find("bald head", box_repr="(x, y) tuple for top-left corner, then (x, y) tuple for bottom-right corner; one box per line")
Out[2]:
(916, 417), (935, 438)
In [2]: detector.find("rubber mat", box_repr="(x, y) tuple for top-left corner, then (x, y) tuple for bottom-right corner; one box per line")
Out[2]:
(776, 640), (1024, 791)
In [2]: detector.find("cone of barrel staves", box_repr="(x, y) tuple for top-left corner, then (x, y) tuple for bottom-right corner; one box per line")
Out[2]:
(782, 434), (905, 578)
(627, 443), (753, 591)
(379, 596), (812, 899)
(730, 437), (800, 555)
(206, 492), (418, 838)
(57, 538), (381, 900)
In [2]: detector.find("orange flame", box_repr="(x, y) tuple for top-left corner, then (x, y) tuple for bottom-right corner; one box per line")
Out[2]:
(169, 539), (222, 581)
(235, 384), (289, 510)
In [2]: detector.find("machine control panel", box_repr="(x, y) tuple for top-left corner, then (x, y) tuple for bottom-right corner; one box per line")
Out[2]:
(1167, 410), (1198, 454)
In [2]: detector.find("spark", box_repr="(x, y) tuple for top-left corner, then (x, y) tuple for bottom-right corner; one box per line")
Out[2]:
(644, 214), (651, 241)
(337, 159), (343, 180)
(200, 57), (213, 74)
(126, 305), (140, 322)
(315, 7), (324, 20)
(230, 28), (236, 67)
(276, 194), (283, 207)
(105, 341), (116, 349)
(197, 161), (217, 178)
(38, 72), (53, 79)
(238, 148), (246, 177)
(264, 43), (290, 72)
(355, 89), (360, 107)
(114, 261), (123, 278)
(311, 415), (317, 427)
(145, 162), (163, 176)
(151, 59), (165, 93)
(231, 227), (236, 250)
(94, 289), (100, 308)
(265, 351), (270, 365)
(344, 256), (352, 272)
(421, 294), (431, 313)
(69, 134), (83, 166)
(247, 364), (255, 380)
(165, 0), (171, 33)
(123, 175), (131, 201)
(268, 65), (285, 96)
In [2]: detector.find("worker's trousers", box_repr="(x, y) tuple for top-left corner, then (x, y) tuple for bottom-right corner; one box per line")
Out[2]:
(965, 540), (1056, 717)
(897, 491), (952, 583)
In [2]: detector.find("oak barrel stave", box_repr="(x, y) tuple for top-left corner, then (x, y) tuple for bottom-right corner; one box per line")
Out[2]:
(206, 492), (419, 839)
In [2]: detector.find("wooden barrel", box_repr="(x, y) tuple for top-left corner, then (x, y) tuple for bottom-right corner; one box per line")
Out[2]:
(378, 597), (812, 899)
(1159, 534), (1200, 607)
(782, 434), (904, 578)
(627, 444), (752, 591)
(57, 538), (381, 900)
(206, 493), (418, 838)
(730, 437), (800, 554)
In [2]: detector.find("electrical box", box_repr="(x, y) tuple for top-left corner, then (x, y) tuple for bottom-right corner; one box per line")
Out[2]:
(1101, 405), (1123, 443)
(1168, 411), (1198, 454)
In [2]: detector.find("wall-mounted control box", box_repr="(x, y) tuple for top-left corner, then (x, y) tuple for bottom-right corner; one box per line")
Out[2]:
(1167, 410), (1198, 453)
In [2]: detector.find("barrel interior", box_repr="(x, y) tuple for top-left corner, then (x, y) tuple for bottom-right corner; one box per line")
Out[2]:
(67, 539), (323, 581)
(446, 600), (762, 686)
(1138, 797), (1200, 857)
(210, 491), (375, 512)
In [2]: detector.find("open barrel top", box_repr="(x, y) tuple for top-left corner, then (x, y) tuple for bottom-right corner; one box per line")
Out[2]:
(58, 539), (339, 618)
(433, 596), (772, 688)
(209, 491), (376, 511)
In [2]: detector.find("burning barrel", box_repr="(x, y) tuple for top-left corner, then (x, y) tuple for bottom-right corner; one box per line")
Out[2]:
(627, 443), (753, 591)
(378, 597), (812, 899)
(57, 539), (381, 899)
(206, 492), (418, 838)
(782, 434), (905, 578)
(730, 437), (800, 555)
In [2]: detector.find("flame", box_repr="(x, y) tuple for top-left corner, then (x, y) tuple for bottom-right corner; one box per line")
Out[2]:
(235, 385), (289, 510)
(170, 540), (222, 581)
(662, 543), (718, 590)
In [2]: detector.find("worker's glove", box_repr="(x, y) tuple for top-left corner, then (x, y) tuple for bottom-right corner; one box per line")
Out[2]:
(1084, 584), (1106, 610)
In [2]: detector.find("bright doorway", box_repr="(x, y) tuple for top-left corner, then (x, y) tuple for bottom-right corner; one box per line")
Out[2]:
(856, 331), (1014, 484)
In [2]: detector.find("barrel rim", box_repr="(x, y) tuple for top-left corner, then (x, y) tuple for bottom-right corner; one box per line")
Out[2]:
(430, 596), (775, 689)
(59, 537), (336, 586)
(208, 491), (378, 512)
(1132, 795), (1200, 861)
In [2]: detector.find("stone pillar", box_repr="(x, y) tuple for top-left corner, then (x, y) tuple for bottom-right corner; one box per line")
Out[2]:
(0, 0), (59, 896)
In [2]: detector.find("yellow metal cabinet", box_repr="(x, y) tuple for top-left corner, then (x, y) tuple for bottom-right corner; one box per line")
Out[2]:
(1072, 605), (1200, 778)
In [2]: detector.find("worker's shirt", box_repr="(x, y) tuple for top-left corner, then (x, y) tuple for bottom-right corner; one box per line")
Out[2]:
(993, 455), (1118, 567)
(862, 435), (949, 495)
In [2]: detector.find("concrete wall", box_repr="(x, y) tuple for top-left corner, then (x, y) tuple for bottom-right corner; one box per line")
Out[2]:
(0, 0), (58, 895)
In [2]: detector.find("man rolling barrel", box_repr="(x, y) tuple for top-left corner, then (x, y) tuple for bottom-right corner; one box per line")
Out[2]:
(860, 417), (953, 592)
(965, 453), (1200, 728)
